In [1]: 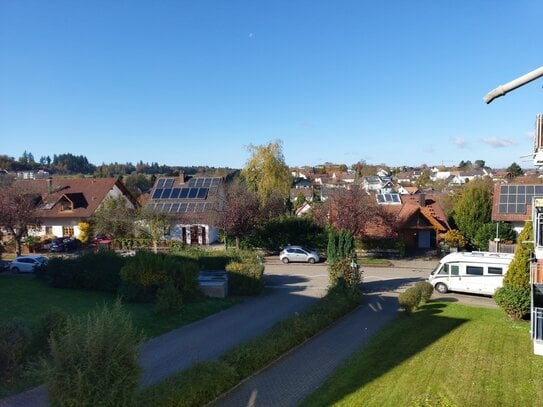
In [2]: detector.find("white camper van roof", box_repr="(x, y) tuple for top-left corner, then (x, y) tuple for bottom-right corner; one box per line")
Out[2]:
(439, 251), (514, 265)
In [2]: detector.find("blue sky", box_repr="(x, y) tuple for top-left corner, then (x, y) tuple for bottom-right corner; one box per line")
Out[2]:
(1, 1), (543, 169)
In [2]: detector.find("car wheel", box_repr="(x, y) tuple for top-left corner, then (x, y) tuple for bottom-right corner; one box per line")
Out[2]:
(282, 257), (289, 264)
(435, 283), (448, 294)
(11, 267), (20, 274)
(308, 258), (316, 264)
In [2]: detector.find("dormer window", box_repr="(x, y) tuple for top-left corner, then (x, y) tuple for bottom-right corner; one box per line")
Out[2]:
(60, 199), (73, 211)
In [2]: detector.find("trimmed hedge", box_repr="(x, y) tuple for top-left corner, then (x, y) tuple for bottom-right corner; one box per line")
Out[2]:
(41, 252), (125, 293)
(138, 285), (362, 407)
(119, 252), (199, 303)
(226, 261), (265, 296)
(399, 281), (435, 315)
(494, 285), (530, 320)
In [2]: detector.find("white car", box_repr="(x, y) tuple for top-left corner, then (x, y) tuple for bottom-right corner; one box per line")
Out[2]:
(10, 255), (48, 273)
(279, 246), (320, 264)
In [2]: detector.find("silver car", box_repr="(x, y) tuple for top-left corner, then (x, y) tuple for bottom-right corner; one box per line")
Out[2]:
(279, 246), (320, 264)
(10, 255), (48, 273)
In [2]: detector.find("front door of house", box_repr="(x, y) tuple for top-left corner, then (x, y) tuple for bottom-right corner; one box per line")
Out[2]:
(418, 230), (431, 249)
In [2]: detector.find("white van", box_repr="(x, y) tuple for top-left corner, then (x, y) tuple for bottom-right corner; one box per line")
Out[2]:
(428, 251), (514, 296)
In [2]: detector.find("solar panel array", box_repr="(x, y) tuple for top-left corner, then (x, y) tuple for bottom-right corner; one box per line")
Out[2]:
(188, 177), (221, 187)
(147, 202), (213, 213)
(498, 185), (543, 214)
(156, 178), (175, 188)
(376, 193), (401, 204)
(152, 187), (209, 200)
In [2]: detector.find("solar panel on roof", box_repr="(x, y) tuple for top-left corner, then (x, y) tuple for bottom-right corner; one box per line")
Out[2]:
(171, 188), (181, 199)
(188, 188), (198, 198)
(152, 189), (163, 199)
(157, 179), (166, 188)
(171, 203), (180, 213)
(377, 195), (385, 203)
(178, 203), (188, 212)
(196, 188), (208, 199)
(161, 188), (172, 199)
(392, 194), (400, 202)
(164, 179), (174, 188)
(179, 188), (189, 198)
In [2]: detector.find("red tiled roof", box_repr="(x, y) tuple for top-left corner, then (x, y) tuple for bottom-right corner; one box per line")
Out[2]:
(13, 178), (136, 219)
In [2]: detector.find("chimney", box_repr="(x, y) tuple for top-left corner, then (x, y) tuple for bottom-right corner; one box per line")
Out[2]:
(179, 171), (185, 184)
(419, 193), (426, 207)
(46, 178), (53, 194)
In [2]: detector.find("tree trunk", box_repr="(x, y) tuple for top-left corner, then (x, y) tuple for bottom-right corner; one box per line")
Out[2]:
(15, 238), (22, 257)
(153, 239), (158, 254)
(235, 236), (240, 250)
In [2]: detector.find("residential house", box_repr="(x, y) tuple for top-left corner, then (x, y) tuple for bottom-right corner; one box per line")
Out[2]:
(491, 183), (543, 234)
(369, 193), (451, 251)
(13, 177), (137, 239)
(146, 174), (223, 245)
(290, 187), (313, 203)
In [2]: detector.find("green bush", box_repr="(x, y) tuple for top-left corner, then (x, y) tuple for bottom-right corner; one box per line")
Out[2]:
(43, 302), (143, 407)
(494, 285), (530, 320)
(226, 261), (265, 296)
(399, 287), (421, 315)
(120, 252), (199, 303)
(244, 216), (327, 252)
(328, 258), (360, 288)
(32, 308), (68, 354)
(154, 283), (183, 315)
(0, 319), (32, 379)
(41, 252), (125, 293)
(414, 281), (434, 303)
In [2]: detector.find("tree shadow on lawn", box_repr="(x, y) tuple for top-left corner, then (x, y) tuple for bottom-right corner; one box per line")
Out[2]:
(306, 302), (468, 406)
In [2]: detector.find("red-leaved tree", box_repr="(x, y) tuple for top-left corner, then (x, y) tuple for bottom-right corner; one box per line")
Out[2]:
(0, 184), (41, 256)
(313, 187), (397, 238)
(214, 178), (261, 249)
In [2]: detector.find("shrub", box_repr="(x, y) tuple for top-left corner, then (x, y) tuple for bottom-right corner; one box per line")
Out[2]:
(0, 319), (32, 379)
(328, 258), (360, 288)
(442, 229), (468, 251)
(414, 281), (434, 303)
(226, 261), (265, 296)
(120, 252), (199, 303)
(244, 216), (327, 253)
(43, 302), (143, 407)
(399, 287), (421, 315)
(155, 283), (184, 315)
(494, 285), (530, 320)
(42, 252), (125, 292)
(32, 308), (68, 354)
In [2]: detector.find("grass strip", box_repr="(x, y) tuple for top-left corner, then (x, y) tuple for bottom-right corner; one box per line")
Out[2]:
(138, 286), (362, 406)
(301, 301), (543, 407)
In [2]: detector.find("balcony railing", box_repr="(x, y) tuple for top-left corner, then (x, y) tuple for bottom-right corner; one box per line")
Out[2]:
(533, 307), (543, 341)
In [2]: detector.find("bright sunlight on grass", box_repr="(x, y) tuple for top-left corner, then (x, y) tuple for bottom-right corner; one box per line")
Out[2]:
(302, 302), (543, 407)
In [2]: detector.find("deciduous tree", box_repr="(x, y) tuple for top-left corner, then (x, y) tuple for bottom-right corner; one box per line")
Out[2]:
(451, 178), (493, 244)
(241, 140), (291, 208)
(92, 197), (136, 238)
(214, 178), (261, 249)
(507, 162), (524, 177)
(136, 206), (171, 253)
(0, 184), (41, 256)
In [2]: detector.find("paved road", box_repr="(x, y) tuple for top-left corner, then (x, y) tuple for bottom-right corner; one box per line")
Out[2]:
(210, 258), (496, 407)
(0, 261), (329, 407)
(0, 257), (495, 406)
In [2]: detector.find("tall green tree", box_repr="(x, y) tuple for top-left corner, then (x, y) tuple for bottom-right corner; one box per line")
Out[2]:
(451, 179), (493, 244)
(507, 162), (524, 177)
(504, 221), (533, 288)
(92, 197), (136, 238)
(136, 206), (171, 253)
(241, 140), (291, 207)
(494, 221), (532, 319)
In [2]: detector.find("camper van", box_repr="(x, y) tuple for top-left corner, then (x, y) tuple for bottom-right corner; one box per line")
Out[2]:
(428, 251), (514, 296)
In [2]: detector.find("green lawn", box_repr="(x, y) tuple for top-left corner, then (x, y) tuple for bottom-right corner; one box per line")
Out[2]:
(302, 302), (543, 407)
(0, 275), (240, 397)
(357, 258), (392, 266)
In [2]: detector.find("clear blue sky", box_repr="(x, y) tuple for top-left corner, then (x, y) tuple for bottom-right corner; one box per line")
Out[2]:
(1, 1), (542, 169)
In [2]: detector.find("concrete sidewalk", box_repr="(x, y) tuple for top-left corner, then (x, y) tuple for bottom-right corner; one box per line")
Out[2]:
(209, 291), (400, 407)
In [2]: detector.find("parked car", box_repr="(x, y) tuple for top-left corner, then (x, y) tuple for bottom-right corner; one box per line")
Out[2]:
(279, 246), (320, 264)
(49, 237), (81, 252)
(10, 255), (48, 273)
(0, 260), (10, 272)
